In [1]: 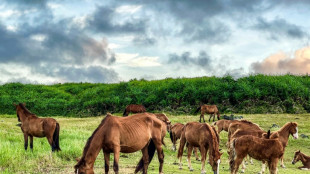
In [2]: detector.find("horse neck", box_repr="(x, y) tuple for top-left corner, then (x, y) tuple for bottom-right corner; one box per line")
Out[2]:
(276, 124), (292, 142)
(17, 110), (28, 122)
(300, 153), (310, 164)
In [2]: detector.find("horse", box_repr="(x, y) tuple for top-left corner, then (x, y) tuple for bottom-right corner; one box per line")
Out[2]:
(292, 150), (310, 170)
(212, 120), (240, 134)
(123, 104), (146, 116)
(258, 122), (298, 173)
(229, 135), (283, 174)
(227, 120), (262, 143)
(195, 104), (220, 122)
(13, 103), (61, 152)
(74, 113), (164, 174)
(178, 122), (222, 174)
(154, 113), (171, 132)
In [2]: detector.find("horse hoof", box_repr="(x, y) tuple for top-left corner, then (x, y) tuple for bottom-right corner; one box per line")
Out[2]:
(189, 168), (194, 171)
(281, 165), (286, 168)
(196, 158), (201, 161)
(179, 167), (182, 170)
(201, 171), (206, 174)
(241, 169), (245, 173)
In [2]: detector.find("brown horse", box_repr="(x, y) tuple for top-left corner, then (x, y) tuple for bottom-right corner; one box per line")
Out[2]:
(213, 120), (240, 134)
(292, 150), (310, 170)
(229, 135), (284, 174)
(154, 113), (171, 132)
(123, 104), (146, 116)
(178, 122), (222, 174)
(74, 113), (164, 174)
(227, 120), (262, 143)
(258, 122), (298, 173)
(195, 104), (220, 122)
(13, 103), (61, 152)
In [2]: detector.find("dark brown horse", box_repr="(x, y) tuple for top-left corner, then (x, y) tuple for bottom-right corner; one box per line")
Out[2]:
(123, 104), (146, 116)
(292, 150), (310, 170)
(195, 104), (220, 122)
(74, 113), (164, 174)
(178, 122), (222, 174)
(13, 103), (61, 152)
(229, 135), (283, 174)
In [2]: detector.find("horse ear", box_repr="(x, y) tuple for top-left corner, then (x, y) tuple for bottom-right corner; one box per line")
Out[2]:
(13, 103), (17, 107)
(75, 157), (80, 162)
(298, 150), (300, 153)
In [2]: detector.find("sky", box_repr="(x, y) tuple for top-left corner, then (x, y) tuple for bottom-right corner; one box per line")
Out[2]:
(0, 0), (310, 84)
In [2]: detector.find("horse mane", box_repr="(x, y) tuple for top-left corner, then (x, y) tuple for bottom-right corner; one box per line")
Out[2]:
(239, 120), (254, 124)
(204, 123), (220, 155)
(75, 114), (111, 169)
(19, 103), (35, 115)
(276, 122), (297, 133)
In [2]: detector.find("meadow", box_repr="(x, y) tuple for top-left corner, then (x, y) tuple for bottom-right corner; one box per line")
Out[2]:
(1, 113), (310, 174)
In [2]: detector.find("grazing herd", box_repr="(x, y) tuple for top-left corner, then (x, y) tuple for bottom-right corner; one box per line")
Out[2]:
(12, 103), (309, 173)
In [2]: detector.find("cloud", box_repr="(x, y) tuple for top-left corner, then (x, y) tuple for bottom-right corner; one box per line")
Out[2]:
(87, 5), (146, 35)
(252, 17), (308, 40)
(116, 53), (161, 67)
(132, 35), (156, 46)
(168, 51), (211, 67)
(251, 47), (310, 74)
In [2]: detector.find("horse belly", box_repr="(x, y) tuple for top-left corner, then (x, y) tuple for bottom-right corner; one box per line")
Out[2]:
(120, 134), (150, 153)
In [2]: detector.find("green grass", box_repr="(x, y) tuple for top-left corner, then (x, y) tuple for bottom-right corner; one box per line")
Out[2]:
(1, 114), (310, 174)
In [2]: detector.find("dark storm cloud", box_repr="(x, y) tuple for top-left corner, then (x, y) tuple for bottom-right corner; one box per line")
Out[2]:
(168, 51), (211, 68)
(252, 17), (308, 40)
(0, 20), (119, 83)
(87, 6), (146, 34)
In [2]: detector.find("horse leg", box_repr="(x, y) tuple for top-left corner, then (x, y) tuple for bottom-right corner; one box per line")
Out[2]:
(200, 146), (207, 174)
(178, 135), (186, 169)
(209, 114), (212, 122)
(29, 135), (33, 151)
(213, 114), (215, 122)
(172, 133), (176, 151)
(231, 157), (244, 174)
(187, 145), (194, 171)
(154, 138), (164, 174)
(268, 158), (279, 174)
(113, 146), (120, 174)
(199, 114), (202, 123)
(258, 161), (266, 174)
(141, 145), (149, 174)
(194, 147), (200, 161)
(280, 155), (286, 168)
(23, 133), (28, 150)
(104, 151), (110, 174)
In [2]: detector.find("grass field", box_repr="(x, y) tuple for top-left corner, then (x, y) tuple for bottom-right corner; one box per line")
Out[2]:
(1, 113), (310, 174)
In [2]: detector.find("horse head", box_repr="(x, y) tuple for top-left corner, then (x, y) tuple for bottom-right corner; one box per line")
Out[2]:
(210, 151), (223, 174)
(74, 159), (94, 174)
(290, 122), (298, 139)
(292, 150), (301, 164)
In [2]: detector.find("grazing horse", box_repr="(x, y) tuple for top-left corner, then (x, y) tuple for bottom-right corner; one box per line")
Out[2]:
(229, 135), (284, 174)
(178, 122), (222, 174)
(228, 120), (262, 143)
(292, 150), (310, 170)
(195, 104), (220, 122)
(154, 113), (171, 132)
(13, 103), (61, 152)
(258, 122), (298, 173)
(169, 123), (200, 160)
(123, 104), (146, 116)
(213, 120), (240, 134)
(74, 113), (164, 174)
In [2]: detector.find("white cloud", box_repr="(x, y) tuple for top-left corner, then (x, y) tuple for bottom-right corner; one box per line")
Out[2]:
(116, 53), (161, 67)
(0, 10), (20, 18)
(30, 34), (47, 42)
(115, 5), (142, 14)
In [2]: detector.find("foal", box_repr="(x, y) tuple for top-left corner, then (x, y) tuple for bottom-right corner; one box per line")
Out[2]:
(292, 150), (310, 170)
(178, 122), (222, 174)
(13, 103), (61, 152)
(74, 113), (164, 174)
(229, 135), (283, 174)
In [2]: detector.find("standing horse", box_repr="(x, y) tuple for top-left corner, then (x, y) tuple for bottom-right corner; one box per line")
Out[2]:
(123, 104), (146, 116)
(13, 103), (61, 152)
(212, 120), (240, 134)
(74, 113), (164, 174)
(195, 104), (220, 122)
(154, 113), (171, 132)
(229, 135), (284, 174)
(178, 122), (222, 174)
(292, 150), (310, 170)
(258, 122), (298, 173)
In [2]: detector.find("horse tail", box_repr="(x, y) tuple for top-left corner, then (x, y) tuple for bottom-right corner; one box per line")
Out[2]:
(169, 131), (174, 144)
(229, 138), (237, 170)
(135, 139), (156, 173)
(194, 106), (201, 114)
(123, 108), (127, 116)
(177, 126), (187, 159)
(53, 123), (61, 151)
